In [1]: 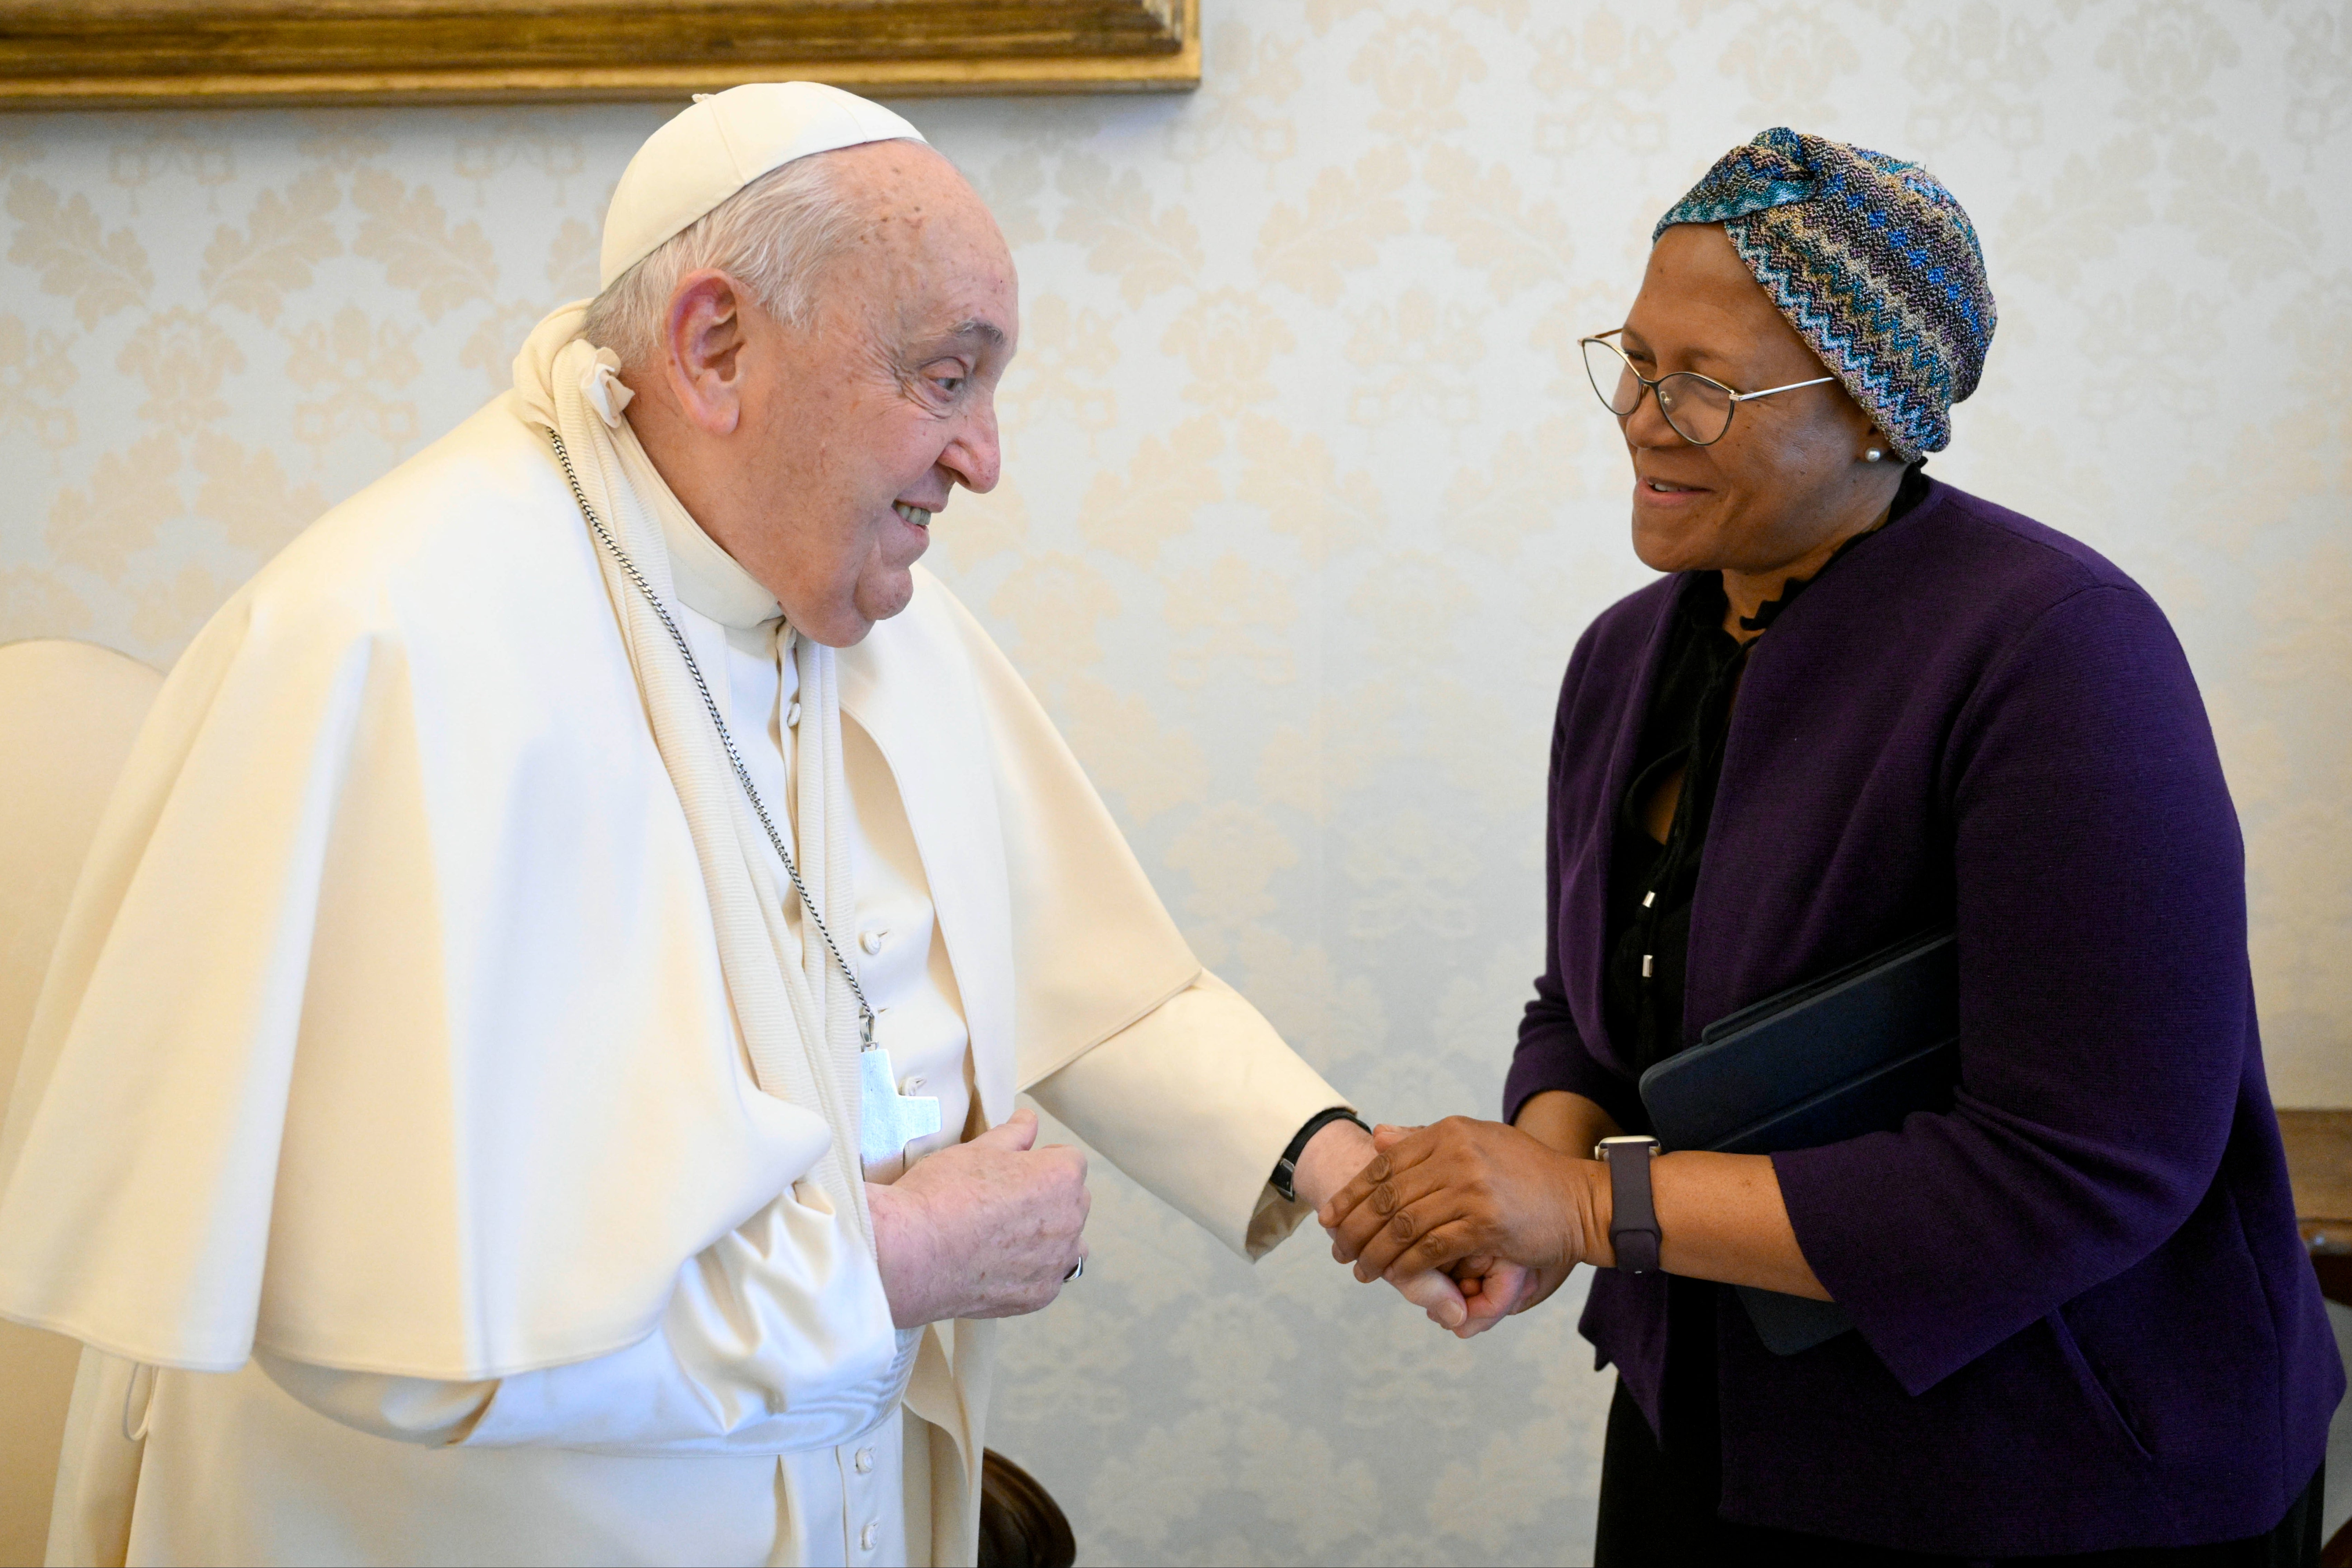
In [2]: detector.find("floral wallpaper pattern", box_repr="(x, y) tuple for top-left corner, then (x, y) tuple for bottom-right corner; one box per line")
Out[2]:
(2, 2), (2345, 1563)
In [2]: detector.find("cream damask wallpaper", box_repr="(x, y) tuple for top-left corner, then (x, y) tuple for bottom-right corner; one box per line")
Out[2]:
(2, 1), (2346, 1562)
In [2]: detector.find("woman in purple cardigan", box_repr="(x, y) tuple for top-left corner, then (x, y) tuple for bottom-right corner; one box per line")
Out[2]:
(1323, 130), (2342, 1565)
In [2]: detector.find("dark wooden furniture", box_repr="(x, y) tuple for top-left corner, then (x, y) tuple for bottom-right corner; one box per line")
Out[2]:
(2282, 1110), (2352, 1307)
(979, 1449), (1074, 1568)
(2279, 1110), (2352, 1568)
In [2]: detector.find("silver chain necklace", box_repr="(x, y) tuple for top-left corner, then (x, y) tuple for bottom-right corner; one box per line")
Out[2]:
(548, 428), (877, 1049)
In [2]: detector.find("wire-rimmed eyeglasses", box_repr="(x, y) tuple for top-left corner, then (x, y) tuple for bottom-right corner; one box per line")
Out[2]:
(1579, 329), (1834, 447)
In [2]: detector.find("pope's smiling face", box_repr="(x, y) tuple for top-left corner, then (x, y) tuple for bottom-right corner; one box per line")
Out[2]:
(1615, 223), (1891, 585)
(630, 141), (1018, 646)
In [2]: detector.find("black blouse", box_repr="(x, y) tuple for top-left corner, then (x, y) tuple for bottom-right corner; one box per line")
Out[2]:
(1600, 465), (1930, 1079)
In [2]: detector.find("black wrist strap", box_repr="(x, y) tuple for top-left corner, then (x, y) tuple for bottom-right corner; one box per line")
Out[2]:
(1271, 1107), (1369, 1202)
(1598, 1136), (1662, 1273)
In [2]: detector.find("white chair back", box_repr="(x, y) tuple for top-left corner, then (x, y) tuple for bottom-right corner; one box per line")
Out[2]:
(0, 639), (161, 1568)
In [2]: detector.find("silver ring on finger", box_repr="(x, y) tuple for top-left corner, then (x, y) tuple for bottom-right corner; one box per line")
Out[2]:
(1064, 1256), (1085, 1283)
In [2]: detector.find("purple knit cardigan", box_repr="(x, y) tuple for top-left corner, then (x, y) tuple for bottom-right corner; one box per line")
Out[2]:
(1503, 479), (2340, 1556)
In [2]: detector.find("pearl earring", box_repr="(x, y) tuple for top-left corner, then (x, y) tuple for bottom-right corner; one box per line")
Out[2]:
(1864, 448), (1885, 463)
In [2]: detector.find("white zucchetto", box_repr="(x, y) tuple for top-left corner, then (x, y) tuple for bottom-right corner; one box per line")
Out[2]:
(598, 81), (927, 289)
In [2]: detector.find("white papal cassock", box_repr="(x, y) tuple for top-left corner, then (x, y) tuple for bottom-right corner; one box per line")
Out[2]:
(0, 303), (1348, 1564)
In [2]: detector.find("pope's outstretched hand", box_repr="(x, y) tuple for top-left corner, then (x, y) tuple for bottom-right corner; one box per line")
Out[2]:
(868, 1107), (1089, 1327)
(1291, 1117), (1475, 1331)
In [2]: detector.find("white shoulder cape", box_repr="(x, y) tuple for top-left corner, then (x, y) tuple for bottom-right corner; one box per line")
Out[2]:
(0, 394), (1200, 1381)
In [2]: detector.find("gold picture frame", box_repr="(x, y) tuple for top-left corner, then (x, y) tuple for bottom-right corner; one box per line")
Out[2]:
(0, 0), (1198, 108)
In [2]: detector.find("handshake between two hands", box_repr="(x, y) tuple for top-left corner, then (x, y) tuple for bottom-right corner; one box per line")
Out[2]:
(1304, 1115), (1615, 1341)
(866, 1106), (1618, 1336)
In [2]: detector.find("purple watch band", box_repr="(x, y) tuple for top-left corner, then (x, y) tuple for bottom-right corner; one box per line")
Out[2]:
(1597, 1136), (1662, 1274)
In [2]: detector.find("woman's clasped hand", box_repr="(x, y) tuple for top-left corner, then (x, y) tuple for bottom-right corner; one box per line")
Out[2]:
(1318, 1119), (1599, 1340)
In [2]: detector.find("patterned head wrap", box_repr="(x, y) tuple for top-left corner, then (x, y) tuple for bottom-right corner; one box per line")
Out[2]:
(1653, 127), (1995, 460)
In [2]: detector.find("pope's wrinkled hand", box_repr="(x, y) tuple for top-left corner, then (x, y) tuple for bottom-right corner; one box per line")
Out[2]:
(1318, 1116), (1608, 1294)
(1291, 1116), (1474, 1330)
(868, 1107), (1089, 1328)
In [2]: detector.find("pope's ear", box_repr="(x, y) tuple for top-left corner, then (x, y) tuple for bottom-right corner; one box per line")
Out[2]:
(661, 269), (747, 436)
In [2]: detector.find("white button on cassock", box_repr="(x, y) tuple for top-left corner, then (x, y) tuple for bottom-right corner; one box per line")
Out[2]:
(859, 1521), (878, 1551)
(785, 700), (802, 728)
(854, 1447), (874, 1474)
(859, 929), (884, 954)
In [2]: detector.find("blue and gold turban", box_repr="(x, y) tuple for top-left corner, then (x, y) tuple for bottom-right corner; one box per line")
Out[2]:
(1655, 128), (1995, 461)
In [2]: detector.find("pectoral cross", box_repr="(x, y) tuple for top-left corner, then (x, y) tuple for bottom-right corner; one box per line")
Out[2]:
(859, 1047), (942, 1169)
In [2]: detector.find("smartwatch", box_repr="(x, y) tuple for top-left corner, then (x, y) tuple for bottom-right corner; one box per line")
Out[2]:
(1594, 1135), (1662, 1273)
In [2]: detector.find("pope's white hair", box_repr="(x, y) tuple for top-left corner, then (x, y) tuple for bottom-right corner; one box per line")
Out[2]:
(583, 141), (917, 368)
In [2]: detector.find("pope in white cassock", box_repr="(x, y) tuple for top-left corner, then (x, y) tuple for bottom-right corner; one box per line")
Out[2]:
(0, 85), (1467, 1567)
